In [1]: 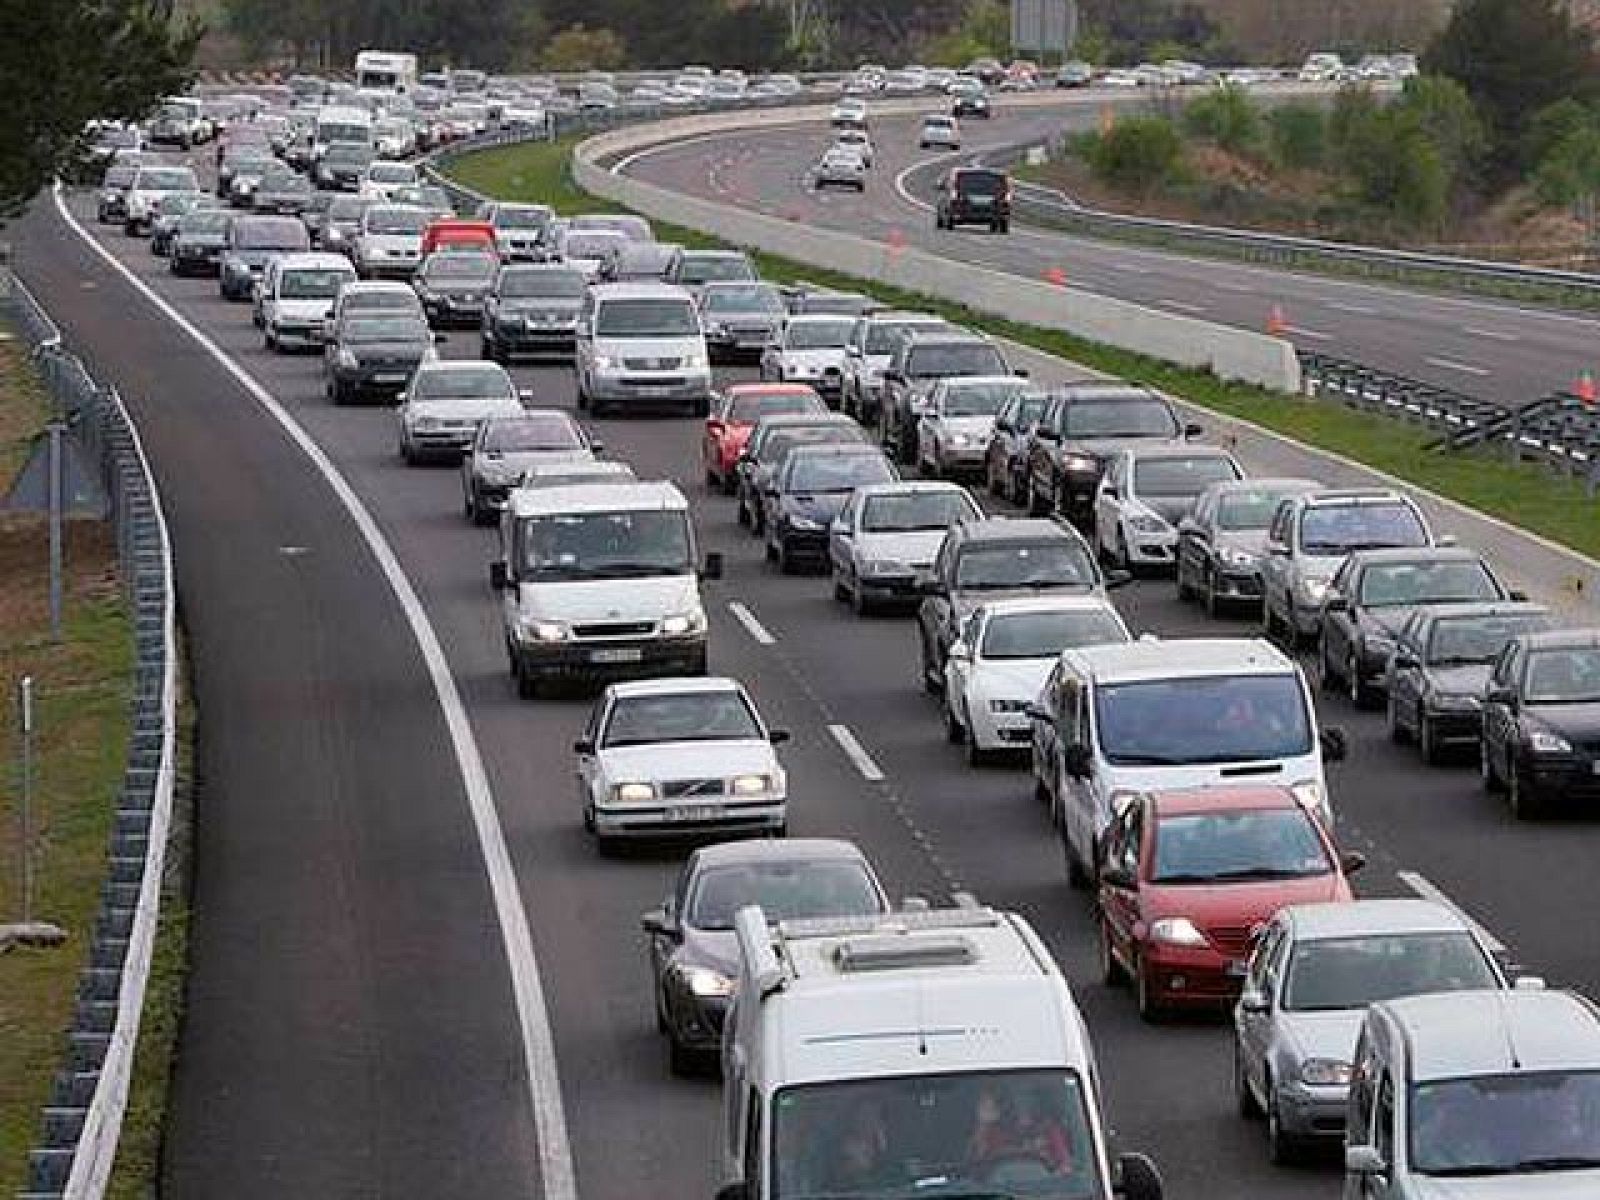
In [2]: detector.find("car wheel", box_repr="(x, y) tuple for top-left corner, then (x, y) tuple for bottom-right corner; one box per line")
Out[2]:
(776, 538), (796, 575)
(945, 696), (964, 744)
(1266, 1081), (1300, 1165)
(833, 573), (849, 603)
(668, 1033), (698, 1078)
(1481, 738), (1504, 793)
(1025, 476), (1046, 517)
(1065, 831), (1089, 890)
(514, 658), (540, 700)
(1099, 916), (1125, 985)
(1176, 560), (1196, 602)
(920, 633), (943, 694)
(1134, 956), (1162, 1023)
(1318, 639), (1341, 693)
(1348, 651), (1377, 710)
(1235, 1041), (1262, 1118)
(1419, 714), (1444, 765)
(736, 495), (750, 528)
(964, 709), (988, 767)
(1204, 569), (1224, 619)
(1112, 530), (1131, 573)
(1508, 763), (1543, 820)
(264, 328), (276, 352)
(1387, 692), (1410, 743)
(851, 576), (872, 617)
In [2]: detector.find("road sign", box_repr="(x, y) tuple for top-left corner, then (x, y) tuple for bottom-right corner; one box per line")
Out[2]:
(1011, 0), (1077, 57)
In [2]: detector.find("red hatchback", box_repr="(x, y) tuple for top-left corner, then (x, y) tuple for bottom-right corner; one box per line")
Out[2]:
(1097, 786), (1360, 1020)
(702, 383), (825, 492)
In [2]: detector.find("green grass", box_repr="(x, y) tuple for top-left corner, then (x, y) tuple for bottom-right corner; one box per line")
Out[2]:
(444, 139), (1600, 562)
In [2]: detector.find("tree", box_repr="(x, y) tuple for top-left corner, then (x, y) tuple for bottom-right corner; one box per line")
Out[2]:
(1268, 102), (1327, 170)
(1399, 74), (1486, 184)
(1182, 84), (1261, 155)
(1424, 0), (1600, 178)
(921, 0), (1007, 66)
(1, 0), (200, 218)
(1089, 115), (1182, 195)
(539, 24), (626, 71)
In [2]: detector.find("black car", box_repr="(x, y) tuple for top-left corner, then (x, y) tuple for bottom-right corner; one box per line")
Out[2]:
(983, 389), (1050, 504)
(735, 414), (865, 534)
(1482, 629), (1600, 819)
(413, 251), (496, 329)
(698, 282), (788, 363)
(878, 331), (1012, 463)
(1023, 384), (1196, 524)
(168, 209), (233, 277)
(1318, 547), (1519, 709)
(323, 311), (437, 405)
(641, 838), (888, 1074)
(764, 444), (897, 573)
(318, 195), (373, 256)
(480, 264), (588, 361)
(148, 193), (208, 257)
(951, 91), (992, 119)
(253, 169), (314, 216)
(1174, 477), (1321, 616)
(935, 166), (1010, 232)
(317, 142), (375, 192)
(915, 517), (1118, 692)
(219, 216), (311, 301)
(1387, 602), (1553, 764)
(96, 163), (138, 224)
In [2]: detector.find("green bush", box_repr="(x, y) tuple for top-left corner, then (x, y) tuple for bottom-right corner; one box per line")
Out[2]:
(1088, 115), (1182, 195)
(1182, 85), (1261, 155)
(1268, 103), (1327, 169)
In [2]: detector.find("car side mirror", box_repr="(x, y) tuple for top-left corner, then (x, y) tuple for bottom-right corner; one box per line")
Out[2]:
(1319, 727), (1348, 762)
(1509, 589), (1528, 601)
(1183, 422), (1203, 439)
(1099, 863), (1134, 890)
(1105, 569), (1133, 590)
(1063, 743), (1093, 778)
(948, 641), (971, 663)
(1238, 987), (1270, 1014)
(489, 559), (510, 589)
(1392, 651), (1419, 670)
(588, 440), (605, 456)
(573, 737), (594, 755)
(518, 388), (534, 402)
(1013, 367), (1029, 378)
(1024, 702), (1051, 723)
(1115, 1151), (1164, 1200)
(1486, 684), (1516, 708)
(1324, 593), (1349, 613)
(1344, 1145), (1386, 1179)
(433, 332), (447, 344)
(701, 551), (724, 580)
(640, 908), (678, 938)
(1340, 851), (1368, 875)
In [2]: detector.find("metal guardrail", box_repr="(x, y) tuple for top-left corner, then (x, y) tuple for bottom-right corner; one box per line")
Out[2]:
(3, 271), (179, 1200)
(1012, 179), (1600, 307)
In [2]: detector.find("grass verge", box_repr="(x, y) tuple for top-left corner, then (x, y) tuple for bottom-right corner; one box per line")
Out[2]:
(445, 139), (1600, 562)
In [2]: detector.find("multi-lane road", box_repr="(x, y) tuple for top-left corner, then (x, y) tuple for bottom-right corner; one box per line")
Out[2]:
(617, 102), (1600, 405)
(13, 98), (1600, 1200)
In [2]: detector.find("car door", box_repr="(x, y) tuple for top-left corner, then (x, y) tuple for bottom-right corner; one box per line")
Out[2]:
(829, 491), (859, 579)
(576, 696), (607, 812)
(1235, 922), (1286, 1100)
(919, 537), (957, 673)
(1175, 491), (1211, 592)
(1095, 454), (1128, 557)
(1483, 642), (1522, 778)
(1322, 560), (1357, 666)
(1060, 677), (1098, 861)
(1260, 501), (1294, 625)
(945, 610), (982, 713)
(1389, 615), (1426, 728)
(1032, 660), (1066, 799)
(1027, 398), (1061, 496)
(1097, 800), (1142, 970)
(919, 389), (943, 465)
(649, 861), (692, 991)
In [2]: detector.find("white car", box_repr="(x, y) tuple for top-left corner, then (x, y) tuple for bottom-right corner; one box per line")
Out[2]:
(944, 596), (1132, 762)
(828, 481), (982, 615)
(354, 204), (430, 279)
(830, 99), (867, 128)
(359, 160), (420, 201)
(575, 677), (789, 850)
(812, 146), (867, 192)
(397, 360), (526, 464)
(833, 128), (873, 167)
(760, 315), (856, 396)
(919, 114), (961, 150)
(915, 375), (1029, 478)
(1093, 444), (1244, 571)
(556, 227), (629, 280)
(122, 164), (201, 235)
(258, 252), (357, 352)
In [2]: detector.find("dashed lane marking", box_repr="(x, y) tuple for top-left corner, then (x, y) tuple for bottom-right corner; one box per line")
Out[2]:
(727, 600), (776, 645)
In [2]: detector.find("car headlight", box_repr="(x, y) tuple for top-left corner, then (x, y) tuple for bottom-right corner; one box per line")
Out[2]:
(684, 350), (709, 370)
(729, 773), (773, 796)
(660, 611), (706, 637)
(611, 781), (658, 804)
(1149, 917), (1209, 948)
(591, 354), (620, 370)
(1130, 514), (1169, 534)
(1529, 729), (1572, 754)
(1290, 779), (1324, 813)
(519, 617), (569, 643)
(1431, 692), (1479, 712)
(1061, 454), (1098, 473)
(678, 965), (735, 998)
(1216, 546), (1257, 569)
(1299, 1058), (1352, 1087)
(989, 697), (1029, 713)
(336, 349), (359, 370)
(1297, 577), (1329, 603)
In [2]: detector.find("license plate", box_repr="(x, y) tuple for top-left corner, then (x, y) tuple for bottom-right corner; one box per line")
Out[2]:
(970, 195), (994, 207)
(590, 647), (644, 664)
(668, 804), (720, 822)
(637, 385), (673, 397)
(372, 373), (405, 384)
(1591, 761), (1600, 776)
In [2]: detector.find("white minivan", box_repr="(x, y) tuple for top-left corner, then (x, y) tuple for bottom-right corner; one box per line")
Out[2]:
(1029, 638), (1346, 887)
(575, 283), (713, 417)
(718, 901), (1164, 1200)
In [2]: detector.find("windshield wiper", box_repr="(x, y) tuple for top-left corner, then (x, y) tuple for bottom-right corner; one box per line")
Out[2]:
(1503, 1156), (1600, 1173)
(1107, 753), (1189, 765)
(1205, 866), (1322, 881)
(586, 562), (686, 578)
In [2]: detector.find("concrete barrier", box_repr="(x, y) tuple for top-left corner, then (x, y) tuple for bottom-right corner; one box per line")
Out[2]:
(571, 110), (1304, 392)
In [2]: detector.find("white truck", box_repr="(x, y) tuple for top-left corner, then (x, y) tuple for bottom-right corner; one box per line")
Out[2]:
(354, 50), (419, 95)
(718, 901), (1166, 1200)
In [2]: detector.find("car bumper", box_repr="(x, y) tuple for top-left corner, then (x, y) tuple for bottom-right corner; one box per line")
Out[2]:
(707, 332), (776, 358)
(595, 797), (785, 840)
(335, 365), (422, 397)
(854, 569), (928, 604)
(1289, 599), (1326, 638)
(967, 704), (1034, 751)
(1142, 944), (1248, 1007)
(268, 320), (324, 348)
(514, 633), (708, 680)
(1210, 568), (1264, 604)
(1125, 529), (1177, 566)
(361, 257), (421, 278)
(934, 443), (988, 470)
(405, 427), (479, 458)
(1058, 472), (1100, 520)
(587, 372), (712, 405)
(1273, 1081), (1349, 1138)
(171, 248), (223, 274)
(422, 297), (485, 327)
(664, 989), (731, 1051)
(1521, 755), (1600, 801)
(772, 524), (829, 561)
(1420, 704), (1483, 741)
(492, 321), (577, 355)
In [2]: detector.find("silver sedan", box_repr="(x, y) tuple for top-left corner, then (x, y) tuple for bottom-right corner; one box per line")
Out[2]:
(813, 147), (866, 193)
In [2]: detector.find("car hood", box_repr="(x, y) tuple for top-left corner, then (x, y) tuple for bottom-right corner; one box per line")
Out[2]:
(516, 575), (699, 623)
(940, 416), (996, 439)
(1406, 1173), (1600, 1199)
(1526, 701), (1600, 739)
(1143, 875), (1348, 938)
(780, 490), (851, 524)
(347, 340), (430, 360)
(1277, 1009), (1365, 1066)
(406, 397), (523, 422)
(970, 657), (1055, 700)
(777, 348), (848, 370)
(1063, 435), (1186, 457)
(1140, 495), (1199, 524)
(592, 336), (699, 360)
(1361, 606), (1422, 637)
(856, 529), (947, 567)
(1215, 529), (1268, 557)
(597, 739), (775, 781)
(676, 927), (740, 981)
(1426, 663), (1494, 697)
(501, 296), (581, 315)
(952, 583), (1097, 615)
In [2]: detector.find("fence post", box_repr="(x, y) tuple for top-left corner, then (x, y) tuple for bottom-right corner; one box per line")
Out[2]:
(48, 421), (65, 642)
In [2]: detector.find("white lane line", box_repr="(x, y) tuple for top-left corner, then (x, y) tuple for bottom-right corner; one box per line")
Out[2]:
(1465, 326), (1522, 343)
(1284, 324), (1334, 341)
(1328, 301), (1380, 315)
(727, 600), (776, 645)
(828, 723), (886, 782)
(1215, 280), (1254, 293)
(1397, 870), (1508, 954)
(1159, 299), (1208, 314)
(53, 185), (575, 1200)
(1425, 356), (1492, 378)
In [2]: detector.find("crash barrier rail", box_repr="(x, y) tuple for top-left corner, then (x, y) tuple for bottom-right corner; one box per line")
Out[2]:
(1011, 178), (1600, 308)
(1299, 350), (1600, 494)
(2, 270), (179, 1200)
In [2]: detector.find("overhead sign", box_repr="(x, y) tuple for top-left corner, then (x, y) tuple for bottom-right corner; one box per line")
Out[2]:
(1011, 0), (1076, 56)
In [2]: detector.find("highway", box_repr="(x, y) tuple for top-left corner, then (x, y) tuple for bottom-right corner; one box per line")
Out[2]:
(14, 123), (1600, 1200)
(616, 104), (1600, 406)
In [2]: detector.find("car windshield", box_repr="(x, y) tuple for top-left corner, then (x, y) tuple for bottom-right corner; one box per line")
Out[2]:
(864, 322), (937, 353)
(703, 285), (785, 314)
(497, 208), (551, 230)
(786, 320), (854, 349)
(595, 298), (698, 337)
(483, 416), (582, 452)
(955, 541), (1097, 590)
(687, 861), (882, 931)
(519, 510), (693, 579)
(423, 255), (494, 282)
(180, 212), (230, 235)
(784, 453), (895, 493)
(328, 197), (369, 220)
(957, 170), (1007, 195)
(861, 491), (975, 532)
(1150, 808), (1330, 883)
(681, 255), (754, 284)
(368, 208), (427, 235)
(1282, 932), (1499, 1012)
(1218, 488), (1302, 530)
(415, 368), (511, 400)
(1356, 560), (1499, 607)
(501, 270), (586, 299)
(1062, 397), (1179, 438)
(345, 316), (428, 343)
(942, 381), (1021, 416)
(602, 690), (761, 748)
(137, 168), (195, 190)
(104, 166), (138, 187)
(1525, 646), (1600, 703)
(980, 609), (1127, 660)
(564, 233), (623, 260)
(281, 269), (348, 299)
(1134, 455), (1239, 497)
(369, 163), (414, 182)
(237, 221), (307, 250)
(761, 426), (864, 463)
(1409, 1071), (1600, 1177)
(1427, 614), (1551, 666)
(728, 393), (823, 422)
(1095, 674), (1313, 765)
(326, 144), (374, 165)
(771, 1069), (1105, 1199)
(907, 344), (1006, 377)
(1299, 503), (1429, 554)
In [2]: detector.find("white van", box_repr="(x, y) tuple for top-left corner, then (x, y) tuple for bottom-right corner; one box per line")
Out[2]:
(1029, 638), (1346, 886)
(575, 283), (713, 417)
(313, 105), (374, 163)
(718, 902), (1164, 1200)
(490, 481), (722, 696)
(258, 252), (357, 351)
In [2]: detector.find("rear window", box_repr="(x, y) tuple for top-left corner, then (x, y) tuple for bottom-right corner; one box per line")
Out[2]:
(906, 343), (1007, 377)
(1133, 455), (1240, 497)
(136, 168), (196, 191)
(702, 285), (785, 314)
(680, 254), (755, 284)
(483, 416), (583, 452)
(1298, 503), (1429, 554)
(280, 268), (349, 299)
(236, 220), (308, 250)
(956, 170), (1007, 194)
(865, 321), (941, 354)
(1356, 560), (1499, 607)
(727, 392), (824, 422)
(367, 208), (428, 235)
(595, 298), (698, 337)
(415, 368), (513, 400)
(784, 452), (895, 492)
(501, 270), (586, 299)
(785, 319), (854, 349)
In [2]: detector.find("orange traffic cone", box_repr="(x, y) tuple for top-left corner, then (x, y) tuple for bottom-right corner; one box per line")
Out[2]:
(1266, 305), (1288, 336)
(1044, 266), (1067, 286)
(1576, 371), (1597, 405)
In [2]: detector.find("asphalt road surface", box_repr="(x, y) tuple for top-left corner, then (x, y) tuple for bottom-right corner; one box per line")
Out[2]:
(618, 105), (1600, 407)
(15, 150), (1600, 1200)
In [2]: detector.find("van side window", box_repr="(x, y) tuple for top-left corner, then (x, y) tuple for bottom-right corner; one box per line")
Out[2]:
(1074, 683), (1092, 750)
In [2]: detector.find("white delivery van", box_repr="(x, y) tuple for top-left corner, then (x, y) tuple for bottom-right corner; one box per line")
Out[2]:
(718, 902), (1164, 1200)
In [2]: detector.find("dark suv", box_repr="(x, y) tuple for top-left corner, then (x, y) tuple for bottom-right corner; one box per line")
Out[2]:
(879, 331), (1013, 463)
(915, 518), (1120, 693)
(1023, 384), (1197, 525)
(935, 167), (1011, 233)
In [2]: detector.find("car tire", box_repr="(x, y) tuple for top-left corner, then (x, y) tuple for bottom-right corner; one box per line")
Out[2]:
(264, 328), (277, 352)
(1204, 569), (1224, 619)
(1349, 651), (1377, 710)
(945, 698), (964, 744)
(1235, 1041), (1262, 1118)
(851, 577), (873, 617)
(1481, 738), (1504, 793)
(1099, 916), (1125, 986)
(1025, 475), (1047, 517)
(1387, 693), (1410, 743)
(776, 538), (796, 575)
(833, 574), (849, 603)
(1134, 956), (1162, 1023)
(1176, 561), (1196, 602)
(514, 658), (540, 700)
(920, 632), (943, 695)
(964, 710), (988, 767)
(736, 494), (750, 527)
(1318, 639), (1341, 693)
(1266, 1082), (1301, 1166)
(1065, 832), (1090, 890)
(1508, 764), (1543, 820)
(997, 219), (1010, 234)
(1419, 714), (1444, 766)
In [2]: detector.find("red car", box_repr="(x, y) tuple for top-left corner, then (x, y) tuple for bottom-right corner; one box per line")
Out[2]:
(702, 383), (825, 493)
(1097, 786), (1360, 1020)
